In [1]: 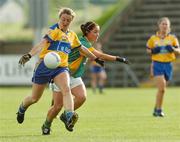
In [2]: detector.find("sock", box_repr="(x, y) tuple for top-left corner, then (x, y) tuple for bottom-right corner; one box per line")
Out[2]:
(18, 103), (26, 114)
(156, 109), (162, 113)
(65, 111), (73, 120)
(154, 108), (157, 112)
(44, 119), (52, 128)
(98, 85), (104, 94)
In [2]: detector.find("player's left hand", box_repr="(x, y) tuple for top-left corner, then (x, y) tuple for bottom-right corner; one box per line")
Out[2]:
(19, 53), (32, 66)
(116, 56), (130, 64)
(151, 46), (161, 54)
(165, 45), (174, 52)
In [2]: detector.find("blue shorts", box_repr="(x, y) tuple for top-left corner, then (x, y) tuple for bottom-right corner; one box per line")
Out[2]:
(90, 66), (104, 73)
(152, 61), (173, 81)
(32, 61), (69, 84)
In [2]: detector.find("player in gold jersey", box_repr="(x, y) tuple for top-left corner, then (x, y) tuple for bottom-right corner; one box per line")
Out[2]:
(16, 8), (103, 134)
(146, 17), (180, 117)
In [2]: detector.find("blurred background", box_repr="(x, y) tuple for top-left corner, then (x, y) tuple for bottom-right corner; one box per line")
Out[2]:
(0, 0), (180, 87)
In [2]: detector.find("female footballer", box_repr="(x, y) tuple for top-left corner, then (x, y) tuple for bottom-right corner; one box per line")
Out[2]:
(16, 7), (103, 132)
(90, 42), (107, 94)
(146, 17), (180, 117)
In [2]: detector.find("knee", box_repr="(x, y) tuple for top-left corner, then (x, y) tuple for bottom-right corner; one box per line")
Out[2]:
(53, 104), (62, 112)
(158, 88), (165, 94)
(102, 75), (107, 80)
(61, 86), (71, 95)
(77, 94), (87, 103)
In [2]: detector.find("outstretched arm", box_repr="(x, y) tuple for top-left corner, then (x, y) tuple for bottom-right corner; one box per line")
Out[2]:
(92, 49), (129, 64)
(29, 39), (48, 56)
(19, 39), (48, 66)
(79, 45), (97, 60)
(79, 45), (105, 66)
(92, 49), (116, 61)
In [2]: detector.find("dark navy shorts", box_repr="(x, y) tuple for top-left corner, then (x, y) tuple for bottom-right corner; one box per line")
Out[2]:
(90, 65), (104, 73)
(152, 61), (173, 81)
(32, 61), (69, 84)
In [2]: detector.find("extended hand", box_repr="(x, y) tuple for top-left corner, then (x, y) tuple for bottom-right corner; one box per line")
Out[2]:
(18, 53), (32, 66)
(116, 56), (130, 64)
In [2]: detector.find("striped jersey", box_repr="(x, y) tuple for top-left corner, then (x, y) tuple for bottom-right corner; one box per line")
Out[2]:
(39, 23), (81, 67)
(47, 23), (95, 77)
(146, 32), (179, 62)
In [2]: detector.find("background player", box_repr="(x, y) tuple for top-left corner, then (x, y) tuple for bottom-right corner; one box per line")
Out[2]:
(146, 17), (180, 117)
(90, 42), (107, 94)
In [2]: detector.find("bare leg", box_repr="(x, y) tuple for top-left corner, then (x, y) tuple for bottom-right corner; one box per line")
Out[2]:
(23, 83), (46, 108)
(45, 84), (86, 124)
(54, 71), (74, 111)
(97, 70), (107, 94)
(42, 82), (86, 134)
(47, 91), (63, 122)
(154, 75), (166, 109)
(91, 73), (97, 93)
(53, 71), (78, 132)
(71, 84), (87, 110)
(17, 83), (46, 124)
(153, 75), (166, 117)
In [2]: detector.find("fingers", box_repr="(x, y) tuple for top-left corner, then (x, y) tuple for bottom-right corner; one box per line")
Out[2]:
(95, 58), (105, 67)
(125, 59), (130, 64)
(116, 56), (130, 64)
(18, 54), (31, 66)
(18, 57), (26, 66)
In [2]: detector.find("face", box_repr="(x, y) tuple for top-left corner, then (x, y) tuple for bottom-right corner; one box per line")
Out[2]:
(59, 13), (73, 31)
(86, 26), (100, 42)
(158, 19), (170, 34)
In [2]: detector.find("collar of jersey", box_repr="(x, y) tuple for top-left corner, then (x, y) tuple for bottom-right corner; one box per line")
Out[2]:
(156, 32), (170, 39)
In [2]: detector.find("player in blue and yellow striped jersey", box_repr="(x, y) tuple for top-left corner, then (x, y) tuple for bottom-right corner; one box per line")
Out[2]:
(16, 8), (104, 134)
(146, 17), (180, 117)
(42, 21), (130, 134)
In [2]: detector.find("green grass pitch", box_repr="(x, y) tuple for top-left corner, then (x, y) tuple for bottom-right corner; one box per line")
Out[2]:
(0, 87), (180, 142)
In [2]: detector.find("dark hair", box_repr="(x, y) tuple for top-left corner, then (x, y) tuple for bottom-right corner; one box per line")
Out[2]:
(80, 21), (98, 36)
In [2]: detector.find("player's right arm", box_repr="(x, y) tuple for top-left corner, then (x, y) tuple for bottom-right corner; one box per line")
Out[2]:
(29, 39), (48, 56)
(19, 29), (56, 66)
(19, 39), (48, 66)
